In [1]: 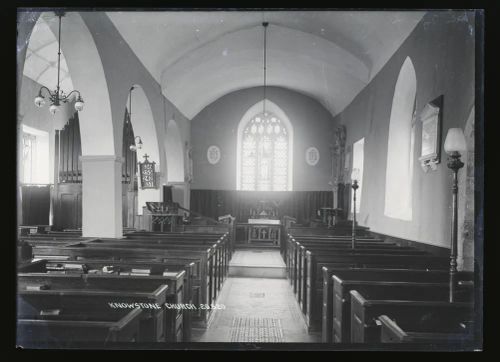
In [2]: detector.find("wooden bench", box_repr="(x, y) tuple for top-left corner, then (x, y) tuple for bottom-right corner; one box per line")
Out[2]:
(19, 265), (187, 342)
(285, 235), (389, 278)
(116, 234), (230, 289)
(286, 236), (393, 289)
(17, 307), (143, 345)
(320, 268), (473, 342)
(297, 247), (430, 316)
(302, 253), (450, 332)
(349, 289), (474, 343)
(18, 276), (168, 342)
(377, 314), (474, 343)
(25, 258), (196, 341)
(286, 226), (371, 237)
(82, 238), (226, 308)
(31, 244), (216, 327)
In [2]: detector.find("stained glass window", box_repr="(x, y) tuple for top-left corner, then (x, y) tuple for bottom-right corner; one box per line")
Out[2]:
(240, 113), (289, 191)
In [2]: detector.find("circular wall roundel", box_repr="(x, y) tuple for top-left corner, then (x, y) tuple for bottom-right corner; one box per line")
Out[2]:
(305, 147), (320, 166)
(207, 145), (221, 165)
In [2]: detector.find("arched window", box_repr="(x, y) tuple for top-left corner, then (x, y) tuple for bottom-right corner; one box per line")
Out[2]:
(384, 57), (417, 220)
(237, 100), (293, 191)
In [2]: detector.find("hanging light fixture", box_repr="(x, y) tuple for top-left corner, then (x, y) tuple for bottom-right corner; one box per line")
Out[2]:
(127, 86), (143, 151)
(262, 22), (269, 118)
(34, 11), (84, 114)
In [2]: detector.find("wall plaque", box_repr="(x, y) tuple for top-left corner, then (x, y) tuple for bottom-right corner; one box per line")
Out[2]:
(419, 95), (443, 172)
(207, 145), (221, 165)
(305, 147), (320, 166)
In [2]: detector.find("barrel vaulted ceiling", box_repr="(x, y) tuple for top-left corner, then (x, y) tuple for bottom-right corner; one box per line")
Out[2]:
(107, 11), (425, 119)
(25, 11), (426, 120)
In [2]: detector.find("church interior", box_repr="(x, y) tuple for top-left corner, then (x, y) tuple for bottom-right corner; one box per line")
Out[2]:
(16, 9), (482, 349)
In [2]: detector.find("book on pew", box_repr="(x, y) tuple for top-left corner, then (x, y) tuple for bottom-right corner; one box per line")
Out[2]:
(131, 268), (151, 274)
(102, 266), (119, 273)
(39, 309), (61, 316)
(163, 271), (179, 277)
(119, 272), (149, 276)
(46, 263), (65, 271)
(26, 284), (50, 291)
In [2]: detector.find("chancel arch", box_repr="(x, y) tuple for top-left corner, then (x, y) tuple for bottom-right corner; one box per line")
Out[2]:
(236, 99), (293, 191)
(383, 56), (417, 221)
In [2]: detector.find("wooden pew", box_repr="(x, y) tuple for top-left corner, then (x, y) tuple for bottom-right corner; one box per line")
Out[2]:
(22, 258), (196, 341)
(18, 307), (143, 345)
(31, 244), (216, 327)
(19, 264), (187, 342)
(350, 290), (474, 343)
(285, 234), (383, 262)
(302, 252), (450, 331)
(18, 275), (168, 342)
(18, 225), (51, 236)
(321, 268), (473, 342)
(121, 232), (231, 286)
(377, 314), (474, 343)
(286, 226), (371, 237)
(335, 276), (473, 343)
(84, 238), (226, 307)
(122, 233), (231, 289)
(297, 246), (429, 316)
(286, 236), (391, 288)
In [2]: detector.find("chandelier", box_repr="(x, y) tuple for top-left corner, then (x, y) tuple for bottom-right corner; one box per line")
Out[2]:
(262, 22), (269, 116)
(34, 11), (84, 115)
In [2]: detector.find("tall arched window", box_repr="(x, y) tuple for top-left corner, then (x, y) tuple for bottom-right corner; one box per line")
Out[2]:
(384, 57), (417, 220)
(237, 100), (293, 191)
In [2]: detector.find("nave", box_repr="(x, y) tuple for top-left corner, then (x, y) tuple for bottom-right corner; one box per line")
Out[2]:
(16, 9), (482, 350)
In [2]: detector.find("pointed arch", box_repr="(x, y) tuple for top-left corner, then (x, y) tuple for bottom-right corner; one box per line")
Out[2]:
(126, 84), (162, 214)
(384, 57), (417, 220)
(236, 99), (293, 191)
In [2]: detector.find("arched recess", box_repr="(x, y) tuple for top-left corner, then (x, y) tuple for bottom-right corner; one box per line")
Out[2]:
(458, 105), (474, 271)
(236, 99), (294, 191)
(165, 119), (185, 182)
(20, 12), (117, 235)
(126, 85), (162, 215)
(383, 57), (417, 221)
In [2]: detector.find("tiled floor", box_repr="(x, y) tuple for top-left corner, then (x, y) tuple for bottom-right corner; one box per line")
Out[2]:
(192, 250), (320, 343)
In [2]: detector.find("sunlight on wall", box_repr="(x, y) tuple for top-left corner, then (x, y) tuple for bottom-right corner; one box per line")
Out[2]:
(21, 124), (50, 184)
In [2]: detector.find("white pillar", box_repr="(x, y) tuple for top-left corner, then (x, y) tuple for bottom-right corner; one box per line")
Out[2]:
(81, 155), (122, 238)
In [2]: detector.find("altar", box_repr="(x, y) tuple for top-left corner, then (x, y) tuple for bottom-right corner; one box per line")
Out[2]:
(237, 218), (281, 245)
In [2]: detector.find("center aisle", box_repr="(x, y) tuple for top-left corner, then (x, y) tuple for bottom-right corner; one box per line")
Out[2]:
(191, 250), (320, 343)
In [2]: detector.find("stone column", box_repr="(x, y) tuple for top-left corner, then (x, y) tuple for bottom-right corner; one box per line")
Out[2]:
(81, 155), (123, 238)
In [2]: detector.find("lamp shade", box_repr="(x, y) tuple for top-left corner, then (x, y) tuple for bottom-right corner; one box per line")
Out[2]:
(351, 168), (361, 182)
(444, 128), (467, 154)
(34, 96), (45, 108)
(49, 104), (59, 115)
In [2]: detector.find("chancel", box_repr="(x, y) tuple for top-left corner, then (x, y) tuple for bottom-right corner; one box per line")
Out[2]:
(16, 9), (482, 350)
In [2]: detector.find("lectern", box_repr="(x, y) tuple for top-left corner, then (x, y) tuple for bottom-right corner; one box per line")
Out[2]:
(145, 202), (182, 232)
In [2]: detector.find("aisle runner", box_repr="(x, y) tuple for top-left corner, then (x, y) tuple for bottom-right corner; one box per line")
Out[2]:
(230, 317), (284, 342)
